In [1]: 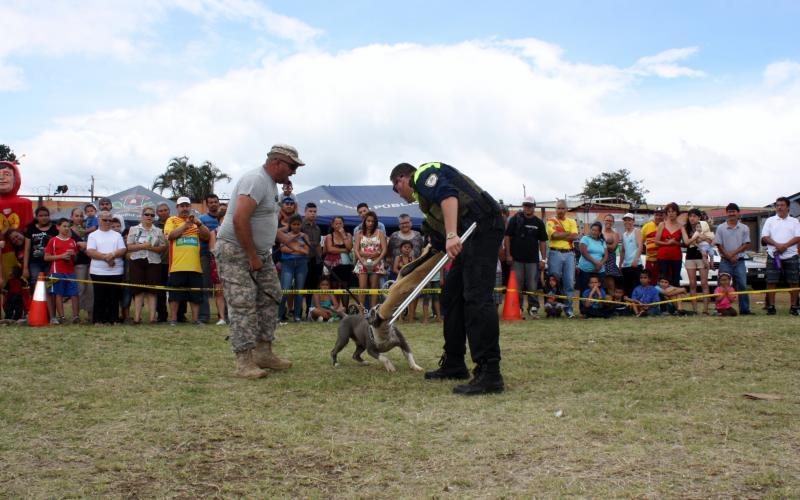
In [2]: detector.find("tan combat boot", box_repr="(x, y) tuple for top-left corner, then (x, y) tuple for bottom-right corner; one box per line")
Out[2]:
(253, 341), (293, 370)
(234, 349), (268, 379)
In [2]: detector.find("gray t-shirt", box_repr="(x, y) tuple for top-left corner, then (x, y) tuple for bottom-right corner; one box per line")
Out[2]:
(713, 221), (751, 259)
(217, 166), (279, 254)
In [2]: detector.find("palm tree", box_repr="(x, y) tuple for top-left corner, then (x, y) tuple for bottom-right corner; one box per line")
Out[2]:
(152, 156), (231, 202)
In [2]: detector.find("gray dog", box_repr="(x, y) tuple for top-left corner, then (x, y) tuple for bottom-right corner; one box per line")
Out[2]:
(331, 307), (423, 373)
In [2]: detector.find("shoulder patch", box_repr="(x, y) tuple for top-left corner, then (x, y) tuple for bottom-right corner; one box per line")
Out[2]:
(425, 173), (438, 187)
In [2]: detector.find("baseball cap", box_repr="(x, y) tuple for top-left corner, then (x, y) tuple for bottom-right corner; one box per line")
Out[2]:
(622, 213), (635, 220)
(521, 196), (535, 206)
(282, 196), (296, 204)
(268, 144), (305, 166)
(654, 206), (664, 213)
(176, 196), (191, 205)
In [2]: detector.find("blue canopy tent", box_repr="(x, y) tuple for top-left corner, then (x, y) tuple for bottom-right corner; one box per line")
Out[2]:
(294, 185), (424, 233)
(104, 185), (177, 224)
(50, 185), (177, 227)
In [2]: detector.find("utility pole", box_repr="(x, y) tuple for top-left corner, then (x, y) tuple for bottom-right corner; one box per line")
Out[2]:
(90, 176), (95, 201)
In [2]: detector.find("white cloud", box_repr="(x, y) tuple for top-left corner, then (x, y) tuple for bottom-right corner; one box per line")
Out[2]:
(14, 40), (800, 207)
(630, 47), (706, 78)
(0, 0), (319, 90)
(763, 60), (800, 88)
(171, 0), (321, 43)
(0, 62), (25, 91)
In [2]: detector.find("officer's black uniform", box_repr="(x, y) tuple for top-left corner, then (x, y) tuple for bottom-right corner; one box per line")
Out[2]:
(412, 162), (505, 395)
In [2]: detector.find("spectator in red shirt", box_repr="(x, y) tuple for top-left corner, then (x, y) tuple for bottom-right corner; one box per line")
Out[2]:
(44, 218), (81, 324)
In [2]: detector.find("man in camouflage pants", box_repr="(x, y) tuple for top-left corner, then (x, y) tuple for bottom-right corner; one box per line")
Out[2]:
(215, 144), (305, 379)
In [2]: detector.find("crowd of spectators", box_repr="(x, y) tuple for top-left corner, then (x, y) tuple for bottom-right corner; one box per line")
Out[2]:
(0, 194), (229, 326)
(529, 196), (799, 319)
(2, 189), (799, 326)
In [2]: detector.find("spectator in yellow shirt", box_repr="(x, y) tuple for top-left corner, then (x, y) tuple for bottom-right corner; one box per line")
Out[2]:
(164, 197), (210, 326)
(545, 199), (579, 317)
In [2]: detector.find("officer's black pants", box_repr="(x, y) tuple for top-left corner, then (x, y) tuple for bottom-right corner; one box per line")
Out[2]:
(440, 224), (503, 365)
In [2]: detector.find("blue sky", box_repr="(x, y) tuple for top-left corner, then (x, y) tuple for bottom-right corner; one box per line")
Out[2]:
(2, 0), (799, 203)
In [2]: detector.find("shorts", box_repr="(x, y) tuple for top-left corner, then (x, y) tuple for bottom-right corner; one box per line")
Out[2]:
(129, 259), (162, 288)
(29, 261), (49, 282)
(422, 280), (441, 305)
(168, 271), (204, 304)
(697, 242), (715, 255)
(684, 259), (706, 270)
(49, 273), (79, 297)
(766, 255), (800, 285)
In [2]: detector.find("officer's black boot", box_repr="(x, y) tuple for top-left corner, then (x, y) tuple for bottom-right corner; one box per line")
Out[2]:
(452, 359), (504, 395)
(424, 353), (470, 380)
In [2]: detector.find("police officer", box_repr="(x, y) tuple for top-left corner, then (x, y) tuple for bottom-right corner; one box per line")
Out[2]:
(390, 162), (505, 395)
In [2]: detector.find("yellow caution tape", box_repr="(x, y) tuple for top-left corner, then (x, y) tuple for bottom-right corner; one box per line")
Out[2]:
(45, 276), (799, 308)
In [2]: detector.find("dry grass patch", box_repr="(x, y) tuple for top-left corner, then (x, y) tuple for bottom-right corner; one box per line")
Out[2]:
(1, 314), (798, 497)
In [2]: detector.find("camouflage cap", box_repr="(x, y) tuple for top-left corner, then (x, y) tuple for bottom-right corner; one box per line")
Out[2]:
(268, 144), (305, 166)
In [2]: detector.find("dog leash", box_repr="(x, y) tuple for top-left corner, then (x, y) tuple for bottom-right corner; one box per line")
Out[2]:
(249, 268), (281, 306)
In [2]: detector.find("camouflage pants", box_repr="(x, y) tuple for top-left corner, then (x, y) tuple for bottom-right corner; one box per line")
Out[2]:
(215, 240), (282, 353)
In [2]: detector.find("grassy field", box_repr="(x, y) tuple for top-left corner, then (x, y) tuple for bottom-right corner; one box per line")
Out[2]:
(1, 314), (799, 498)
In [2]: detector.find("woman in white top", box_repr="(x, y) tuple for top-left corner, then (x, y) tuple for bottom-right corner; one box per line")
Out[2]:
(85, 211), (127, 325)
(127, 208), (167, 324)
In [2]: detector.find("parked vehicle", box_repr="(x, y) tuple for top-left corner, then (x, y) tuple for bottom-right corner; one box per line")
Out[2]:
(680, 252), (719, 290)
(744, 253), (767, 290)
(638, 251), (765, 291)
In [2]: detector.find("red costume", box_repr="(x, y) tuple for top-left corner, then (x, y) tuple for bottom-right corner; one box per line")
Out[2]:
(0, 161), (34, 281)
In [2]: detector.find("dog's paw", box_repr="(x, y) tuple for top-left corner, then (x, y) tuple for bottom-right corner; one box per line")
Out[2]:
(333, 361), (339, 368)
(410, 364), (424, 372)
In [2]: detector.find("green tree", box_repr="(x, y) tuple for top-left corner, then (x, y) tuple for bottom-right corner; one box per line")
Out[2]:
(580, 168), (648, 205)
(0, 144), (17, 163)
(152, 156), (231, 202)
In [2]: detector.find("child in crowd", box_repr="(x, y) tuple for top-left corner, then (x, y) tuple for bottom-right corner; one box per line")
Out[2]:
(44, 218), (80, 324)
(309, 277), (343, 322)
(656, 278), (689, 315)
(714, 272), (738, 316)
(582, 275), (609, 318)
(543, 274), (565, 318)
(422, 268), (442, 324)
(84, 203), (98, 235)
(393, 241), (419, 322)
(610, 287), (631, 316)
(3, 266), (27, 320)
(603, 275), (619, 317)
(392, 241), (414, 277)
(630, 271), (661, 317)
(691, 218), (716, 268)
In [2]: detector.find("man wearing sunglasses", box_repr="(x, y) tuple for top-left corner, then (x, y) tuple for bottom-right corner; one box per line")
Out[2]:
(164, 197), (210, 326)
(215, 144), (305, 379)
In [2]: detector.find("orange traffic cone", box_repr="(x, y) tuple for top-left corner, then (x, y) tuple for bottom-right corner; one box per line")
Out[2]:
(28, 272), (50, 327)
(502, 271), (522, 321)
